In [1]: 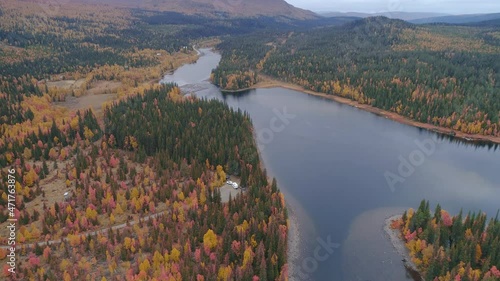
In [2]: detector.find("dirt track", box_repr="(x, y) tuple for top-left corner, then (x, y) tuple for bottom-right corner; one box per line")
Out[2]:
(0, 211), (167, 250)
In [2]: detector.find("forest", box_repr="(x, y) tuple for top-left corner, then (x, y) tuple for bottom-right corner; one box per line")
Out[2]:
(210, 32), (278, 91)
(2, 0), (500, 279)
(214, 17), (500, 138)
(0, 1), (292, 279)
(0, 6), (189, 79)
(0, 85), (289, 280)
(0, 2), (312, 79)
(392, 200), (500, 281)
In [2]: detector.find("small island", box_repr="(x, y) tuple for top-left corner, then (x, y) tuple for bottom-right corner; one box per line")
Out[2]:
(387, 200), (500, 281)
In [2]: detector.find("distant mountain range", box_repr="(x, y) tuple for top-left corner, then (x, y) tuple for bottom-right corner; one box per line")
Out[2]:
(410, 13), (500, 24)
(20, 0), (500, 25)
(320, 12), (449, 21)
(321, 11), (500, 25)
(24, 0), (317, 19)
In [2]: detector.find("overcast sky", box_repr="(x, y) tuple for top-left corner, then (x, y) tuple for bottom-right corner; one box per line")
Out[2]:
(286, 0), (500, 15)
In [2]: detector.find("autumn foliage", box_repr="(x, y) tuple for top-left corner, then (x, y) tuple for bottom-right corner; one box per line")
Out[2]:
(0, 85), (289, 280)
(395, 200), (500, 281)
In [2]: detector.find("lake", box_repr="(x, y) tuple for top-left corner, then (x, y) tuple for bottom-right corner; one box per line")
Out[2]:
(161, 48), (500, 281)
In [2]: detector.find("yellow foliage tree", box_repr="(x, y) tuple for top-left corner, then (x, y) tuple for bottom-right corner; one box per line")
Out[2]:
(170, 248), (180, 262)
(217, 266), (232, 281)
(63, 271), (71, 281)
(60, 259), (71, 271)
(203, 229), (218, 250)
(242, 247), (254, 269)
(139, 259), (151, 273)
(475, 244), (482, 263)
(85, 207), (98, 221)
(216, 165), (226, 186)
(124, 237), (132, 250)
(23, 147), (32, 160)
(83, 126), (94, 140)
(24, 169), (37, 187)
(152, 251), (164, 269)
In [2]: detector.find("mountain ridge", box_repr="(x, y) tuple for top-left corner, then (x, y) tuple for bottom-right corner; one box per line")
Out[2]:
(410, 13), (500, 24)
(20, 0), (318, 19)
(320, 11), (449, 21)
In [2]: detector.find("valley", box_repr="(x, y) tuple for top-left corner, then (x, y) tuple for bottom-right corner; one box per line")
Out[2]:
(0, 0), (499, 280)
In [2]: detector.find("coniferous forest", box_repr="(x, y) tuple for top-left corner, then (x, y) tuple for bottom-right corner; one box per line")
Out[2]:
(214, 17), (500, 138)
(392, 200), (500, 281)
(1, 0), (500, 280)
(0, 2), (290, 279)
(0, 83), (289, 279)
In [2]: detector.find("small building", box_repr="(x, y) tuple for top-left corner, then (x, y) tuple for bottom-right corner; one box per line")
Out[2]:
(64, 191), (72, 201)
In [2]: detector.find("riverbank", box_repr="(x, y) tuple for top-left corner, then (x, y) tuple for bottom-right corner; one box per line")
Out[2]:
(342, 208), (420, 281)
(286, 205), (301, 281)
(384, 215), (424, 281)
(242, 75), (500, 145)
(250, 129), (304, 281)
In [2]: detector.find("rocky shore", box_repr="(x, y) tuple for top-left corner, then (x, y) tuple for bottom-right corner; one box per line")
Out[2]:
(384, 214), (424, 281)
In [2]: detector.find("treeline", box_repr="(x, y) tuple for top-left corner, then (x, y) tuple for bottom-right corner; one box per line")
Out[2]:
(394, 200), (500, 281)
(0, 47), (130, 79)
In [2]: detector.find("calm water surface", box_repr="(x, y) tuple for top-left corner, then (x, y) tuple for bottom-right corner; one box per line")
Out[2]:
(161, 49), (500, 281)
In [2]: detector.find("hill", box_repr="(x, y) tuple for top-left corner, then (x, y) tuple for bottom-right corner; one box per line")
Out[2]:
(20, 0), (317, 19)
(0, 0), (291, 279)
(411, 13), (500, 24)
(213, 17), (500, 140)
(321, 11), (449, 21)
(467, 18), (500, 27)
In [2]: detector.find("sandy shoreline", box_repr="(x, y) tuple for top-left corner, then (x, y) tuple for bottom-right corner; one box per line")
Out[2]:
(286, 206), (302, 281)
(250, 126), (304, 281)
(231, 75), (500, 145)
(384, 215), (424, 281)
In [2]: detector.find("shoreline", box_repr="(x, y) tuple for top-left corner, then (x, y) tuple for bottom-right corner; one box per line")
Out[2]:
(250, 129), (303, 281)
(286, 204), (302, 281)
(384, 215), (424, 281)
(227, 75), (500, 145)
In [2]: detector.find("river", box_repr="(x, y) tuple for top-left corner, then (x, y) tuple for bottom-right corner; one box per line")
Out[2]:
(160, 48), (500, 281)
